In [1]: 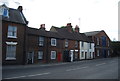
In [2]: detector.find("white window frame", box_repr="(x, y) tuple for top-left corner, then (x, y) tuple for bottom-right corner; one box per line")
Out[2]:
(6, 42), (17, 60)
(81, 51), (84, 57)
(97, 50), (99, 56)
(51, 51), (56, 59)
(65, 39), (68, 47)
(7, 26), (17, 38)
(38, 51), (43, 59)
(51, 38), (56, 46)
(81, 42), (84, 47)
(39, 36), (44, 46)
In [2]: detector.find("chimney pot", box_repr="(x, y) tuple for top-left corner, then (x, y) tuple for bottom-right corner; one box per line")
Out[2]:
(40, 24), (45, 30)
(18, 6), (23, 12)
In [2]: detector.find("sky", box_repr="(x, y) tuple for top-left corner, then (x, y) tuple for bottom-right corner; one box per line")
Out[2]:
(0, 0), (119, 41)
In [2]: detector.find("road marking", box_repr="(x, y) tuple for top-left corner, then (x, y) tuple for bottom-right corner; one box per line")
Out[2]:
(96, 63), (106, 66)
(66, 66), (88, 71)
(4, 76), (27, 79)
(4, 72), (50, 79)
(110, 61), (116, 63)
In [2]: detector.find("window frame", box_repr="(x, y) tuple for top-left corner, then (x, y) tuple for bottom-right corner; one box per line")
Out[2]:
(51, 38), (56, 46)
(6, 42), (17, 60)
(39, 36), (44, 46)
(51, 51), (56, 59)
(38, 51), (43, 60)
(65, 39), (69, 47)
(7, 26), (17, 38)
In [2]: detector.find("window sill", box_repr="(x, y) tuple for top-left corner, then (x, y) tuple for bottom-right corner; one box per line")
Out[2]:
(8, 36), (17, 39)
(5, 57), (16, 60)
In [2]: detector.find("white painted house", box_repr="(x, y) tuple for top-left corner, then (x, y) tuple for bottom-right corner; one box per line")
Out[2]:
(80, 41), (94, 60)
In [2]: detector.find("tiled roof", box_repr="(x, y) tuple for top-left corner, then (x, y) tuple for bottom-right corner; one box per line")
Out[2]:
(27, 27), (63, 39)
(51, 26), (92, 42)
(84, 31), (101, 36)
(2, 5), (28, 24)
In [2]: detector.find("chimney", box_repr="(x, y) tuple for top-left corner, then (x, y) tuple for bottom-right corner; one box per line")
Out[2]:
(66, 23), (73, 32)
(18, 6), (23, 12)
(75, 25), (79, 33)
(40, 24), (46, 30)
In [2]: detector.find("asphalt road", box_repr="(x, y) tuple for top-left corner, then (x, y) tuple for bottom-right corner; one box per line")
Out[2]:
(2, 57), (118, 79)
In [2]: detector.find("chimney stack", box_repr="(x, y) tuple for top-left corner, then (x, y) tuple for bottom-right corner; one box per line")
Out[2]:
(18, 6), (23, 12)
(40, 24), (46, 30)
(75, 25), (79, 33)
(66, 23), (73, 32)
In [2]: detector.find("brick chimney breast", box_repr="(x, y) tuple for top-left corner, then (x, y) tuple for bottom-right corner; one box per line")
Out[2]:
(40, 24), (46, 30)
(18, 6), (23, 12)
(75, 25), (79, 33)
(66, 23), (73, 32)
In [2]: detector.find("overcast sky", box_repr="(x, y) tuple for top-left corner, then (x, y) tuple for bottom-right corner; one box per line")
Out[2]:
(0, 0), (119, 41)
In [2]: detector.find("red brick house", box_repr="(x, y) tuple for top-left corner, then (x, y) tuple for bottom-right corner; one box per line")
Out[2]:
(1, 4), (28, 65)
(85, 30), (111, 58)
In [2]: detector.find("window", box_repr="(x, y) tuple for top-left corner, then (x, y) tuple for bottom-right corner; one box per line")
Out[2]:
(38, 51), (43, 59)
(3, 8), (9, 17)
(65, 39), (68, 47)
(102, 36), (106, 46)
(39, 36), (44, 46)
(97, 38), (99, 45)
(75, 41), (78, 48)
(97, 50), (99, 56)
(8, 26), (17, 38)
(81, 42), (84, 47)
(51, 38), (56, 46)
(6, 44), (16, 60)
(51, 51), (56, 59)
(81, 52), (84, 57)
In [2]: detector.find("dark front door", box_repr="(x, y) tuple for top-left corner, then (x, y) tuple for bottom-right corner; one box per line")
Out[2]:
(27, 52), (34, 64)
(63, 50), (69, 62)
(103, 50), (107, 58)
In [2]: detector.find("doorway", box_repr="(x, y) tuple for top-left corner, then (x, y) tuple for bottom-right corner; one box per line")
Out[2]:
(27, 52), (34, 64)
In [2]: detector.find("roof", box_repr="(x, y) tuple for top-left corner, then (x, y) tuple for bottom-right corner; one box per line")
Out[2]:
(50, 26), (92, 42)
(27, 27), (63, 39)
(1, 4), (28, 25)
(84, 31), (101, 36)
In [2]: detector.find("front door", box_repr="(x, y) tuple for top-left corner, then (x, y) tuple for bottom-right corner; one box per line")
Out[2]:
(27, 52), (34, 64)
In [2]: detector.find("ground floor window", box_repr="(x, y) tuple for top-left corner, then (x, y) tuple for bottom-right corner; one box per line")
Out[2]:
(6, 44), (16, 60)
(51, 51), (56, 59)
(81, 52), (84, 57)
(38, 51), (43, 59)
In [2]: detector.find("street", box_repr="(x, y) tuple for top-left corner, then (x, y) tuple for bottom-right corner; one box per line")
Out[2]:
(2, 57), (118, 79)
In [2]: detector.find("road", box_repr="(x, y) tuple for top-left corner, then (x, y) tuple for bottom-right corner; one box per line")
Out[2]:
(2, 57), (118, 79)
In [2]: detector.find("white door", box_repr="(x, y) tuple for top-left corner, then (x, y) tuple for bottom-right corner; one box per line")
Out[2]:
(70, 50), (74, 62)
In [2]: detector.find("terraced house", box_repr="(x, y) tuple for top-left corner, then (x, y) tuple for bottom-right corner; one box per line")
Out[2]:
(1, 5), (111, 65)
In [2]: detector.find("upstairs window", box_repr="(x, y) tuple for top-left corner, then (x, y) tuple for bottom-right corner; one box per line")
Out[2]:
(81, 42), (84, 47)
(7, 26), (17, 38)
(102, 36), (106, 46)
(65, 39), (68, 47)
(51, 38), (56, 46)
(75, 41), (78, 48)
(3, 8), (8, 17)
(39, 36), (44, 46)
